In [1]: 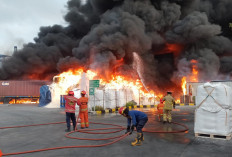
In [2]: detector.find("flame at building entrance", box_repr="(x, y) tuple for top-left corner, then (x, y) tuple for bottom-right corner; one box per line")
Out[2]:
(180, 60), (199, 103)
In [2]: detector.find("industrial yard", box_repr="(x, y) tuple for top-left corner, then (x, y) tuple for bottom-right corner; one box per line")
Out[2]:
(0, 104), (232, 157)
(1, 0), (232, 156)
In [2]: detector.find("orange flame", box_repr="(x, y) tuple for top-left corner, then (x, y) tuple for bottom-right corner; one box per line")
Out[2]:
(113, 58), (124, 72)
(165, 43), (184, 56)
(9, 98), (39, 104)
(176, 99), (180, 103)
(181, 76), (187, 95)
(50, 68), (163, 106)
(190, 59), (198, 82)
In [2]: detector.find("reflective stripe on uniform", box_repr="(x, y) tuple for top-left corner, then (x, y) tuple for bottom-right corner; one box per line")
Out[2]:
(65, 109), (75, 112)
(81, 108), (88, 112)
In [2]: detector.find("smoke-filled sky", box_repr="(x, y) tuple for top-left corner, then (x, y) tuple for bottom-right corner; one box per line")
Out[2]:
(0, 0), (232, 94)
(0, 0), (69, 55)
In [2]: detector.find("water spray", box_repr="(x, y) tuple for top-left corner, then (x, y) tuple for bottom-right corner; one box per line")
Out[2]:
(132, 52), (153, 97)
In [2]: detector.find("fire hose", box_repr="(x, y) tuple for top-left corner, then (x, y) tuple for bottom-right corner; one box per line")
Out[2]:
(0, 117), (189, 156)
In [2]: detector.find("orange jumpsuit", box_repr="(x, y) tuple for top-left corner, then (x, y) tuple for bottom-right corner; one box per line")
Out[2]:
(78, 97), (89, 128)
(157, 102), (164, 121)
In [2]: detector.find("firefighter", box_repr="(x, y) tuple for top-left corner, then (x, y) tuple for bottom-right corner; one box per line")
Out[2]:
(119, 107), (148, 146)
(64, 91), (79, 132)
(157, 98), (164, 122)
(78, 90), (89, 129)
(162, 91), (175, 123)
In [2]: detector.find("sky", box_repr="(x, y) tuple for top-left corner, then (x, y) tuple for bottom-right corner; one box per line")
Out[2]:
(0, 0), (69, 55)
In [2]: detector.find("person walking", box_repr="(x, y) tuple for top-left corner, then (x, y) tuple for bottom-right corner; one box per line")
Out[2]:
(162, 91), (175, 123)
(157, 98), (164, 122)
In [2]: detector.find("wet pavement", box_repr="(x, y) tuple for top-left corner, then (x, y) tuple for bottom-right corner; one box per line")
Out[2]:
(0, 105), (232, 157)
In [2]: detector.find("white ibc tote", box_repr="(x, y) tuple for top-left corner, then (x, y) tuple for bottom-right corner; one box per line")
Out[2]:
(194, 82), (232, 136)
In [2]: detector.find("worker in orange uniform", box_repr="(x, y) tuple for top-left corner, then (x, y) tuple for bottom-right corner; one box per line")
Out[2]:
(119, 107), (148, 146)
(162, 91), (175, 123)
(78, 90), (89, 129)
(64, 91), (79, 132)
(157, 98), (164, 122)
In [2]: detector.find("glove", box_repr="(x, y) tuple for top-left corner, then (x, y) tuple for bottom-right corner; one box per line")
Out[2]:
(129, 125), (135, 135)
(125, 126), (130, 134)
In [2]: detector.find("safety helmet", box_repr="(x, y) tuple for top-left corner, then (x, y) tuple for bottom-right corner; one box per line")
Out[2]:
(160, 98), (164, 103)
(68, 91), (74, 96)
(167, 91), (172, 94)
(119, 107), (126, 115)
(81, 90), (86, 95)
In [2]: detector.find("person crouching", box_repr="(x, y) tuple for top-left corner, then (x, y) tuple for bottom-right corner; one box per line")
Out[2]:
(119, 107), (148, 146)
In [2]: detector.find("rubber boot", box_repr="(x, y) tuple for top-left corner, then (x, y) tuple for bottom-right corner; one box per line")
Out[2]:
(131, 133), (142, 146)
(135, 133), (144, 141)
(65, 128), (71, 132)
(141, 133), (144, 141)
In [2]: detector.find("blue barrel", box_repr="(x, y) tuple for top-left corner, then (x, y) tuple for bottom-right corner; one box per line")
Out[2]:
(60, 95), (66, 108)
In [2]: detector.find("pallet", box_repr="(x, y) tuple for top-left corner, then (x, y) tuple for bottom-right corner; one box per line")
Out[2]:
(195, 133), (232, 140)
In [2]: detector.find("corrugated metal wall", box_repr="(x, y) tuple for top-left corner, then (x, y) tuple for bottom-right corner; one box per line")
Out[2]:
(0, 80), (51, 97)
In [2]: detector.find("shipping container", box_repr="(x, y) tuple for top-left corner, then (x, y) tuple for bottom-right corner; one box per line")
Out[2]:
(0, 80), (51, 104)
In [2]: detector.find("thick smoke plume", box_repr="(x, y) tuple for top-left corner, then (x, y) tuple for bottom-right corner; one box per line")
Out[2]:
(1, 0), (232, 95)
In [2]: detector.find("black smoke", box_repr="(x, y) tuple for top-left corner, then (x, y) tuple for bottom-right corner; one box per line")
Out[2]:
(1, 0), (232, 94)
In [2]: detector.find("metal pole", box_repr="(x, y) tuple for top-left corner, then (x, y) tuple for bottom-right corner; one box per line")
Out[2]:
(118, 90), (120, 107)
(115, 89), (117, 109)
(126, 89), (127, 103)
(103, 90), (105, 109)
(94, 89), (96, 112)
(184, 95), (185, 104)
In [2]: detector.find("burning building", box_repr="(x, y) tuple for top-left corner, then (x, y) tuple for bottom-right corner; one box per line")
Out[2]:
(0, 0), (232, 105)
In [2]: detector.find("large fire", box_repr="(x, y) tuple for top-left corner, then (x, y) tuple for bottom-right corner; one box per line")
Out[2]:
(52, 68), (152, 96)
(48, 68), (159, 108)
(50, 58), (199, 107)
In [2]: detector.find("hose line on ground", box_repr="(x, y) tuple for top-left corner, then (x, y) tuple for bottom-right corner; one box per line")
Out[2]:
(0, 120), (189, 156)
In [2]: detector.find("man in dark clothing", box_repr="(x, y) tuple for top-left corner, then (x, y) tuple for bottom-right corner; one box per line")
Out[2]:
(119, 107), (148, 146)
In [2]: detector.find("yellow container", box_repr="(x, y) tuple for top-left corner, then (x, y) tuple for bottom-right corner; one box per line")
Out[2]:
(96, 111), (101, 114)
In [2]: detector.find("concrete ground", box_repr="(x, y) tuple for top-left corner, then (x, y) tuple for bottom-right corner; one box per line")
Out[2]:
(0, 104), (232, 157)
